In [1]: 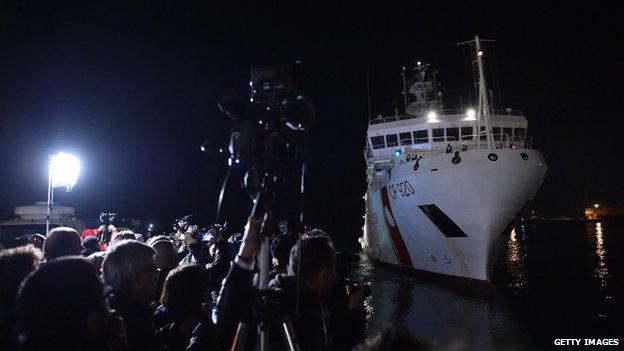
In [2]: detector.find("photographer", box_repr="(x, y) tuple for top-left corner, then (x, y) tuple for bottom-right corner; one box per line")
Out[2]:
(217, 217), (337, 350)
(178, 225), (208, 266)
(203, 226), (232, 294)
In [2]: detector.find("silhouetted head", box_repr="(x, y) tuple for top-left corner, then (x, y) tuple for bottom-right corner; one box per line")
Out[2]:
(289, 235), (336, 296)
(0, 245), (43, 309)
(17, 257), (107, 350)
(160, 264), (207, 313)
(102, 240), (158, 303)
(43, 227), (82, 261)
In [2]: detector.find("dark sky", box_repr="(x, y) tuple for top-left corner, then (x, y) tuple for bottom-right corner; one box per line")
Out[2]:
(1, 3), (622, 245)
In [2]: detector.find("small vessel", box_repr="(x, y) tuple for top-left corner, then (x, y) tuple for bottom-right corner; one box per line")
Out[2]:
(359, 36), (547, 288)
(0, 202), (86, 248)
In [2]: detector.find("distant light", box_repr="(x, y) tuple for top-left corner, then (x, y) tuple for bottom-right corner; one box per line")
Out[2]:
(394, 150), (402, 157)
(464, 108), (476, 121)
(149, 224), (154, 229)
(594, 203), (599, 209)
(249, 81), (253, 87)
(417, 61), (422, 66)
(477, 51), (483, 56)
(200, 145), (206, 152)
(427, 111), (438, 123)
(235, 158), (241, 164)
(258, 120), (263, 125)
(596, 222), (602, 228)
(50, 151), (81, 191)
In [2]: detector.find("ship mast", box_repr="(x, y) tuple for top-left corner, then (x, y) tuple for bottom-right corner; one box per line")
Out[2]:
(458, 35), (495, 149)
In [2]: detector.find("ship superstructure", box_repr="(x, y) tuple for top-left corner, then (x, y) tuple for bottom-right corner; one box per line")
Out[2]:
(360, 36), (547, 286)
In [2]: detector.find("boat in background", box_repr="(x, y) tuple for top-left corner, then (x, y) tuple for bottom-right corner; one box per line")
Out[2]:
(0, 202), (86, 248)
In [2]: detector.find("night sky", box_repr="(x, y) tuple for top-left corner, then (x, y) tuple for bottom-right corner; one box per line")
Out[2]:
(1, 3), (621, 246)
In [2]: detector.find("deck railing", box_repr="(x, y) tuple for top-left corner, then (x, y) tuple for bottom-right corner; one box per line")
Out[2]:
(369, 108), (524, 125)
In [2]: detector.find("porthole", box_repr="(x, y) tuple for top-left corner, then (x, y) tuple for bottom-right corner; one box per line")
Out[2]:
(488, 153), (498, 161)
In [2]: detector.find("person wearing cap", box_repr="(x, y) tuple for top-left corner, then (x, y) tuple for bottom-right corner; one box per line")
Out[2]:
(82, 236), (102, 257)
(147, 235), (179, 298)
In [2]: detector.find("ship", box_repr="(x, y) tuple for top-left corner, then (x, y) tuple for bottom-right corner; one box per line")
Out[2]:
(359, 36), (547, 289)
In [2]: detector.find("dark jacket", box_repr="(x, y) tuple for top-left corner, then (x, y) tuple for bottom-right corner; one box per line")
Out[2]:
(108, 291), (161, 351)
(216, 263), (332, 351)
(153, 305), (216, 351)
(205, 240), (232, 293)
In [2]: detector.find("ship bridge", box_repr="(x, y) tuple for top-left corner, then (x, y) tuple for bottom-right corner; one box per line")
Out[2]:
(366, 108), (531, 160)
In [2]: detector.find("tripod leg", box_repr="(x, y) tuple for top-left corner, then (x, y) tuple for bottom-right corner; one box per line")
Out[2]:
(279, 317), (300, 351)
(258, 321), (270, 351)
(230, 322), (249, 351)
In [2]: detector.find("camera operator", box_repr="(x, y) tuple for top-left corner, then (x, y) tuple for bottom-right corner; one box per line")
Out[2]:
(299, 229), (369, 350)
(217, 217), (339, 350)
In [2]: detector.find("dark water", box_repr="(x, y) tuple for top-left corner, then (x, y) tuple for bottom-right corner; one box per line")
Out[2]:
(353, 220), (624, 350)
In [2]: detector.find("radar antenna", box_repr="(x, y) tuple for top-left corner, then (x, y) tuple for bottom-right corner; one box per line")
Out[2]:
(401, 61), (443, 117)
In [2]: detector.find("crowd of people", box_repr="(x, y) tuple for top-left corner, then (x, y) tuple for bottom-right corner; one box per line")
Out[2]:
(0, 216), (427, 350)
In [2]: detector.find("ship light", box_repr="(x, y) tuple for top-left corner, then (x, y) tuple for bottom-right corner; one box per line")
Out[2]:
(464, 109), (476, 121)
(427, 111), (438, 123)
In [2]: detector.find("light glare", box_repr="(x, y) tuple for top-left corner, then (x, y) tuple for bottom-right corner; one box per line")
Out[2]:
(50, 151), (81, 191)
(464, 109), (476, 121)
(427, 111), (438, 122)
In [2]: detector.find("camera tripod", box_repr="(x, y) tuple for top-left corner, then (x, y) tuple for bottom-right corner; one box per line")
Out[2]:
(229, 191), (300, 351)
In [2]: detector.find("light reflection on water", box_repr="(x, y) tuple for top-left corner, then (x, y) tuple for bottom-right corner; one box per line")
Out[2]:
(351, 220), (622, 350)
(588, 221), (614, 320)
(353, 253), (533, 350)
(506, 228), (528, 294)
(593, 222), (609, 289)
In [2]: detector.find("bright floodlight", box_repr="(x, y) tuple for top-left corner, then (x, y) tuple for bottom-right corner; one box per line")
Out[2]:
(464, 109), (476, 121)
(477, 51), (483, 56)
(50, 151), (81, 191)
(427, 111), (438, 123)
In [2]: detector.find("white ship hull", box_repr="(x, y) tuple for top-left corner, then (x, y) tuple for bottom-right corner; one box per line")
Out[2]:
(361, 148), (547, 285)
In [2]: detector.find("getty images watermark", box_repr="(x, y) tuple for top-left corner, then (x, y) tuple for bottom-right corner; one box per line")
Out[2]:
(554, 339), (619, 347)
